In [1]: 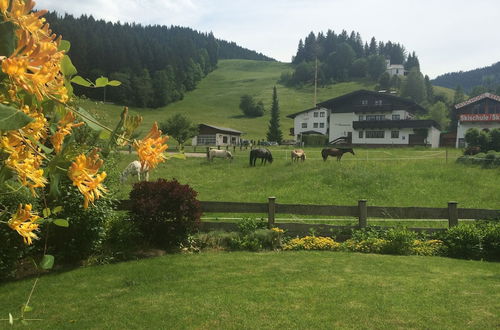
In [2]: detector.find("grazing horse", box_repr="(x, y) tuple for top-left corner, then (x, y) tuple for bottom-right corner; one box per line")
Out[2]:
(208, 149), (233, 161)
(291, 149), (306, 162)
(120, 160), (149, 183)
(321, 148), (355, 161)
(249, 148), (273, 166)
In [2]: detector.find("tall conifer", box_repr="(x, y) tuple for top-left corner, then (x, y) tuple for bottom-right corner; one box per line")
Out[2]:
(266, 86), (283, 144)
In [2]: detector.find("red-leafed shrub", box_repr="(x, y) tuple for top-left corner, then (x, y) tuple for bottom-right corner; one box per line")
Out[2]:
(129, 179), (201, 249)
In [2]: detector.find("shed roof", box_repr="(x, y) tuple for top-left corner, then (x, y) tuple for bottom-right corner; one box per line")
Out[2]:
(198, 124), (243, 135)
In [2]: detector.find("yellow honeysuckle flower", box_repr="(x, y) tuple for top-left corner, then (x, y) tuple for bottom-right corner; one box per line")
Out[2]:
(0, 0), (68, 103)
(134, 122), (169, 170)
(51, 111), (84, 153)
(68, 150), (107, 209)
(8, 203), (40, 245)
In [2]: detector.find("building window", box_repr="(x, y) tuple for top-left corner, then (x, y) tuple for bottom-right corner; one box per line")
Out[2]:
(361, 100), (368, 106)
(391, 131), (399, 138)
(359, 115), (364, 121)
(319, 112), (325, 117)
(319, 123), (325, 128)
(392, 114), (400, 120)
(375, 100), (383, 106)
(222, 136), (228, 144)
(197, 135), (216, 145)
(301, 123), (307, 128)
(359, 131), (363, 139)
(366, 131), (385, 138)
(313, 123), (319, 128)
(314, 112), (319, 117)
(366, 115), (386, 121)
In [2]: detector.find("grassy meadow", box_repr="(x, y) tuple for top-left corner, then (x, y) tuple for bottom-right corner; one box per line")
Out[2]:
(79, 59), (378, 141)
(2, 252), (499, 329)
(114, 147), (500, 213)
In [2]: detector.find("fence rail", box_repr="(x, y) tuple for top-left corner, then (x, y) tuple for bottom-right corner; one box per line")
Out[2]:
(117, 198), (499, 233)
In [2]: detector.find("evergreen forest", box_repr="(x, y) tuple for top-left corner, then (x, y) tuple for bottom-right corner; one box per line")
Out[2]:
(45, 12), (273, 108)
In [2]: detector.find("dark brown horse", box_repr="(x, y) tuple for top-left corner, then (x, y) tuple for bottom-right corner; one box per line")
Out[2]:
(321, 148), (355, 161)
(249, 148), (273, 166)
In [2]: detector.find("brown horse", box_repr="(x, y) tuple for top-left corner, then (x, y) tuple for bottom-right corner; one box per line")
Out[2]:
(321, 148), (355, 161)
(291, 149), (306, 162)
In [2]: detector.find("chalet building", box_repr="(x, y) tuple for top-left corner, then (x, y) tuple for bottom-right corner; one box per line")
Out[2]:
(386, 60), (407, 77)
(454, 92), (500, 147)
(191, 124), (243, 146)
(288, 90), (441, 148)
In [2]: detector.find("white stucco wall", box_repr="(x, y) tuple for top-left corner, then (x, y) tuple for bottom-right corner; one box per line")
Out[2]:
(293, 107), (329, 139)
(427, 126), (441, 148)
(456, 121), (500, 147)
(329, 112), (357, 141)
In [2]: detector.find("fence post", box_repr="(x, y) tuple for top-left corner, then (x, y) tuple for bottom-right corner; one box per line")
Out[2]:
(448, 201), (458, 227)
(358, 199), (367, 228)
(268, 197), (276, 228)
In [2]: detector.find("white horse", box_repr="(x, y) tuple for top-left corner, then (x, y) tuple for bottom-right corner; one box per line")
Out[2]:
(208, 149), (233, 161)
(120, 160), (149, 184)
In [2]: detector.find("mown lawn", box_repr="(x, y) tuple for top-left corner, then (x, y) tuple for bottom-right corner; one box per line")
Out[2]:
(1, 252), (499, 329)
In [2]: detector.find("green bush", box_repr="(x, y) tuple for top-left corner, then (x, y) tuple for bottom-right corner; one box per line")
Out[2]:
(382, 228), (418, 255)
(342, 238), (388, 254)
(237, 217), (267, 235)
(480, 222), (500, 261)
(98, 214), (144, 262)
(47, 185), (115, 263)
(187, 231), (239, 251)
(439, 224), (483, 259)
(302, 134), (328, 146)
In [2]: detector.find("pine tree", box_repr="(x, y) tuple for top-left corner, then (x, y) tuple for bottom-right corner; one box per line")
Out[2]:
(453, 85), (466, 105)
(266, 86), (283, 144)
(401, 68), (427, 105)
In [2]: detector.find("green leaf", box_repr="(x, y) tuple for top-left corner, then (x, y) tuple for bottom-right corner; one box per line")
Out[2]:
(99, 130), (111, 140)
(71, 76), (93, 87)
(42, 208), (51, 218)
(58, 39), (71, 52)
(0, 104), (34, 131)
(52, 206), (63, 214)
(53, 219), (69, 228)
(107, 80), (121, 87)
(95, 77), (109, 88)
(35, 139), (54, 154)
(40, 255), (54, 270)
(0, 21), (16, 57)
(48, 173), (61, 199)
(21, 305), (33, 313)
(75, 107), (102, 131)
(61, 55), (77, 77)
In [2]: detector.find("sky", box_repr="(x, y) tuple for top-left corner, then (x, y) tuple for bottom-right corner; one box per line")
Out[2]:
(36, 0), (500, 79)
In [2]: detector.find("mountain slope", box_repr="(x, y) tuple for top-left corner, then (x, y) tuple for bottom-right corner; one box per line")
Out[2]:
(432, 62), (500, 92)
(80, 59), (375, 140)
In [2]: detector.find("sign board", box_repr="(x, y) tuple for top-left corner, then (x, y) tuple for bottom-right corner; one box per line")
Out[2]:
(459, 113), (500, 122)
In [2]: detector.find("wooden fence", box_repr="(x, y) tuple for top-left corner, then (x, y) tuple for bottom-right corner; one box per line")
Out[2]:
(117, 198), (500, 236)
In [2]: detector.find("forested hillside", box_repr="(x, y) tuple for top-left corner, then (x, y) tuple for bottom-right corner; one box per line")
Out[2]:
(45, 12), (273, 108)
(282, 30), (420, 86)
(432, 62), (500, 93)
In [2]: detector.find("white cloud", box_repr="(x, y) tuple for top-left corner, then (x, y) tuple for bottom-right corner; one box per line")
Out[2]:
(36, 0), (500, 78)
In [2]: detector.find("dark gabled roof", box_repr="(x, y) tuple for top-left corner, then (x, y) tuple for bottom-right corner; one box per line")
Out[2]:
(317, 90), (426, 113)
(454, 92), (500, 109)
(199, 124), (243, 135)
(286, 106), (320, 119)
(287, 90), (426, 118)
(353, 119), (440, 130)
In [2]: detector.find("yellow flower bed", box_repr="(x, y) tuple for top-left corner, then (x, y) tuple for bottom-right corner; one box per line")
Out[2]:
(283, 236), (341, 251)
(411, 239), (444, 256)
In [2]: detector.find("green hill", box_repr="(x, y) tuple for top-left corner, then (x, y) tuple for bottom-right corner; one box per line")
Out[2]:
(80, 59), (375, 141)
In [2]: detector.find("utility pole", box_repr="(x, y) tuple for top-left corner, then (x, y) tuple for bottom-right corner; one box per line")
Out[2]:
(314, 57), (318, 107)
